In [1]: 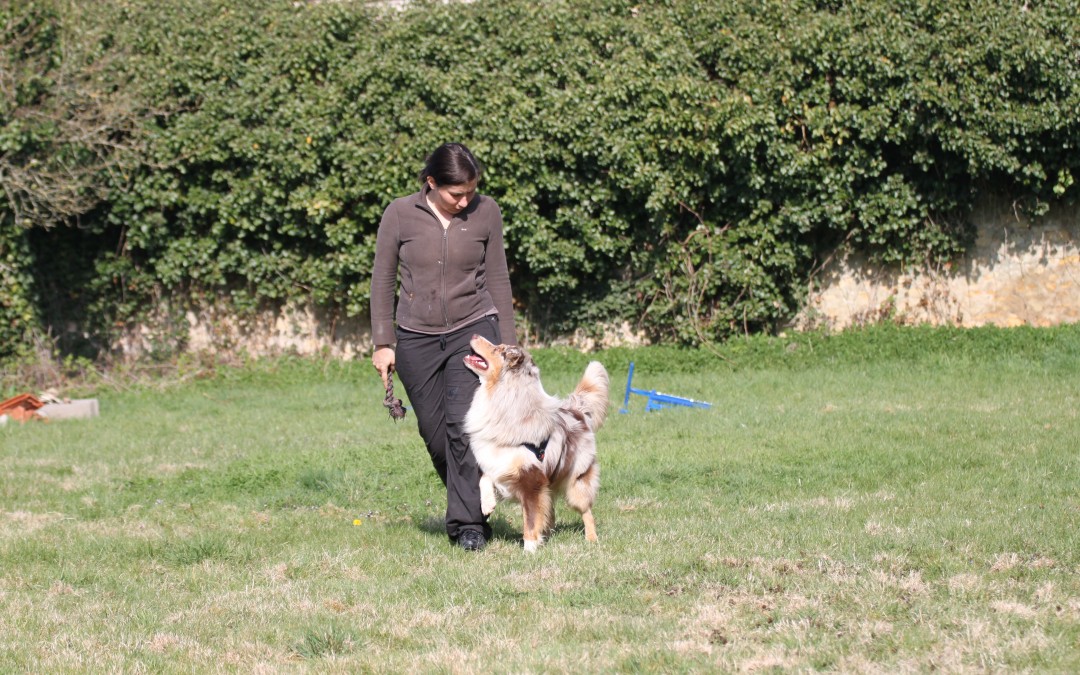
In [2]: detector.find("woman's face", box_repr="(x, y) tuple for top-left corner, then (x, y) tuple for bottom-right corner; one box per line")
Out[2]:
(426, 177), (478, 216)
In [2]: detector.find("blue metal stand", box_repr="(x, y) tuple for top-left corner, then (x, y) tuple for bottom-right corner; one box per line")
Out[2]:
(619, 362), (712, 413)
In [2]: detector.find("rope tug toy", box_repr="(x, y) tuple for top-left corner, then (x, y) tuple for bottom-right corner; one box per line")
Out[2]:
(383, 371), (407, 421)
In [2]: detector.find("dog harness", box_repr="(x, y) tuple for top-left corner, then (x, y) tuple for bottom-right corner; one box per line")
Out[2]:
(523, 439), (548, 462)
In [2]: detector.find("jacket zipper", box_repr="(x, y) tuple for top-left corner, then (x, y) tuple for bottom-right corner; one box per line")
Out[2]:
(441, 224), (450, 327)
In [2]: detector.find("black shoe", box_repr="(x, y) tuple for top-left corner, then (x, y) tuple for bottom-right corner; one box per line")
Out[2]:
(457, 530), (487, 552)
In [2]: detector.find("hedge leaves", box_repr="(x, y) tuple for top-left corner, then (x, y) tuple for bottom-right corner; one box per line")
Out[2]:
(3, 0), (1078, 356)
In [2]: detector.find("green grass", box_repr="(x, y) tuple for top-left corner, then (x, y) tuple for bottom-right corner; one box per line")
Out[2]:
(2, 325), (1079, 672)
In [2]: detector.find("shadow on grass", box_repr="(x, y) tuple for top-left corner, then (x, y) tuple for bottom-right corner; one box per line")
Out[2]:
(415, 512), (591, 548)
(416, 513), (519, 544)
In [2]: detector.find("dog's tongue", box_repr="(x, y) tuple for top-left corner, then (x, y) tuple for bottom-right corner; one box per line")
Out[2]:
(464, 354), (488, 371)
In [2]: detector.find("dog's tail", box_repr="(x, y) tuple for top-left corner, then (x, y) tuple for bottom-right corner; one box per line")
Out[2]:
(572, 361), (609, 432)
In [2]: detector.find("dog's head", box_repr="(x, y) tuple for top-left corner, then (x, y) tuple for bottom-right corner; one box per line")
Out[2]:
(464, 335), (539, 386)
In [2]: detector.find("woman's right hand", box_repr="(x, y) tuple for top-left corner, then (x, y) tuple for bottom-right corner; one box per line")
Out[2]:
(372, 346), (396, 387)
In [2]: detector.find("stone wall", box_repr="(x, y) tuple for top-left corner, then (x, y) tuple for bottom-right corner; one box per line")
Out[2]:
(795, 196), (1080, 330)
(116, 302), (371, 361)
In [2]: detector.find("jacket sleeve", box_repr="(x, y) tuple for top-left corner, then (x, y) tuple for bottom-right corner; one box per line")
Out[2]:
(370, 205), (400, 347)
(485, 203), (518, 345)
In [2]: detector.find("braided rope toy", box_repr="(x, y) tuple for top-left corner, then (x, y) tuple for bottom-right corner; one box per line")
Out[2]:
(383, 372), (407, 421)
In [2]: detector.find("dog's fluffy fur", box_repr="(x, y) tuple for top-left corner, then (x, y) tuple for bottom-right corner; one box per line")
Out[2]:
(463, 335), (608, 552)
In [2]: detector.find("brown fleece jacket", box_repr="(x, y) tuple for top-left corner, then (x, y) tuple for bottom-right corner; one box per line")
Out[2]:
(370, 184), (516, 347)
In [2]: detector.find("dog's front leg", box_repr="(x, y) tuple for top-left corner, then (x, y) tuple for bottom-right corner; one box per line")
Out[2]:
(479, 474), (497, 516)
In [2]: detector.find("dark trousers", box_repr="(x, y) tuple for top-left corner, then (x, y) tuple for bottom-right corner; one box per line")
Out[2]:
(394, 315), (500, 541)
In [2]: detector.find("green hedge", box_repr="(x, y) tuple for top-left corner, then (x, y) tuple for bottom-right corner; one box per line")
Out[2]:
(1, 2), (52, 359)
(3, 0), (1078, 358)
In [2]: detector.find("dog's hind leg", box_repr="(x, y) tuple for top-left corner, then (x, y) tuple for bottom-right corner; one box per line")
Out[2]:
(542, 499), (556, 539)
(580, 509), (597, 543)
(521, 489), (553, 553)
(564, 463), (600, 542)
(520, 467), (551, 553)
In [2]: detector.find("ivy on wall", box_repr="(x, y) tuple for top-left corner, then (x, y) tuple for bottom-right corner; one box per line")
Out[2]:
(3, 0), (1078, 358)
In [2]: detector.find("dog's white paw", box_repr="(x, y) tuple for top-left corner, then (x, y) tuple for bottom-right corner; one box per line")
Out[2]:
(523, 540), (539, 553)
(479, 477), (496, 515)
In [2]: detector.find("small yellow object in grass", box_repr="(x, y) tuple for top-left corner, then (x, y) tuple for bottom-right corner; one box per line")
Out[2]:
(353, 518), (363, 526)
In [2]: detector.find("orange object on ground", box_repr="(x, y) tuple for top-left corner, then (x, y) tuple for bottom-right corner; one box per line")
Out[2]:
(0, 394), (46, 422)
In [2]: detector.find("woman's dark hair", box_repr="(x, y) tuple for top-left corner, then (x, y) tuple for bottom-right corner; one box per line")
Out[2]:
(419, 142), (482, 187)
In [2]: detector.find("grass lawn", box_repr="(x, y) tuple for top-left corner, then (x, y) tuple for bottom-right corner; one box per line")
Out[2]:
(2, 325), (1079, 672)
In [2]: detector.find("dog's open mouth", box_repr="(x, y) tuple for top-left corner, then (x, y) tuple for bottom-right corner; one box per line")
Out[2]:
(464, 354), (488, 371)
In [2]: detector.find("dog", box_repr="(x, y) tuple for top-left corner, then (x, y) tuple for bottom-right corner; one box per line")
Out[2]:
(463, 335), (609, 552)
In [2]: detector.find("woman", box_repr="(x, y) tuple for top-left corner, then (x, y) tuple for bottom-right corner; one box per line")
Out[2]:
(370, 143), (516, 552)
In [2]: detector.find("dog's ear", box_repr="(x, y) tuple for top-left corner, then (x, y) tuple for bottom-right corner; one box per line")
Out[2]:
(508, 347), (542, 379)
(504, 346), (527, 370)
